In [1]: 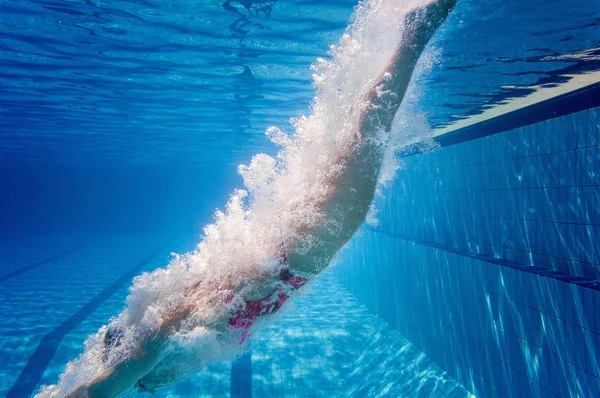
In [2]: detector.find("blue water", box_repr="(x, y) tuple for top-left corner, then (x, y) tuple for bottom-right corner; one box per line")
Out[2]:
(1, 0), (599, 396)
(2, 0), (599, 165)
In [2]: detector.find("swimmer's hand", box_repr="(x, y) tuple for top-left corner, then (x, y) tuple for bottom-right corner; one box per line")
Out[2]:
(66, 331), (168, 398)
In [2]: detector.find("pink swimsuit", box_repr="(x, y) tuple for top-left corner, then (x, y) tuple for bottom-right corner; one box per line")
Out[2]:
(228, 267), (308, 344)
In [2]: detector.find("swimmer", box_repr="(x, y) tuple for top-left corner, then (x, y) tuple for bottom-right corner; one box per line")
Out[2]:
(66, 0), (456, 396)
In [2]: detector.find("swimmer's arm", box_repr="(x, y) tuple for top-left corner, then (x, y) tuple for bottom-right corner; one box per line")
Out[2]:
(66, 333), (167, 398)
(67, 307), (193, 398)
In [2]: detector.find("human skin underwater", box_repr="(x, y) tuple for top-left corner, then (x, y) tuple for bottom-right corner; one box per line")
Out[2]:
(36, 0), (458, 396)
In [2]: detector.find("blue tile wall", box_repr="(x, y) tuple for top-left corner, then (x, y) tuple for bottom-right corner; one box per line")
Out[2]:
(334, 106), (600, 397)
(378, 106), (600, 280)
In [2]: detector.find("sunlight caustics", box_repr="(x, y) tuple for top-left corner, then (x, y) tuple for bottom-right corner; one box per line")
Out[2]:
(37, 0), (446, 395)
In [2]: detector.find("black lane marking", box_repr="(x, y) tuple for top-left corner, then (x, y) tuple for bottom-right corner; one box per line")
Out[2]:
(6, 249), (163, 398)
(367, 226), (600, 291)
(0, 244), (86, 283)
(231, 350), (252, 398)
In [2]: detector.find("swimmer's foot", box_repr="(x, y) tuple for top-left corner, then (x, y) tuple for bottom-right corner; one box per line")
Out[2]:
(404, 0), (457, 42)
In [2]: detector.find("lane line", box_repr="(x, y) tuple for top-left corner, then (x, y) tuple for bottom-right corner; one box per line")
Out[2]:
(366, 226), (600, 291)
(231, 351), (252, 398)
(0, 244), (87, 283)
(6, 249), (163, 398)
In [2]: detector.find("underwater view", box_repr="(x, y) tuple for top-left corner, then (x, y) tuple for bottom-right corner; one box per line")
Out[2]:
(1, 0), (599, 397)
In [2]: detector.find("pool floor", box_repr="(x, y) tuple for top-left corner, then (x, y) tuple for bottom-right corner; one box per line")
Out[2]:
(0, 235), (470, 397)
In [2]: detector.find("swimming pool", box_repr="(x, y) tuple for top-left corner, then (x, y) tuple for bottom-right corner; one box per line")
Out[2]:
(1, 0), (599, 397)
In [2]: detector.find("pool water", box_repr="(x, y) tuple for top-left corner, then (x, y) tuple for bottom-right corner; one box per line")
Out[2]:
(0, 234), (470, 397)
(1, 0), (599, 396)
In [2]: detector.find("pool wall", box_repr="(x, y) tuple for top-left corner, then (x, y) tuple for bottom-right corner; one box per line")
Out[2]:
(334, 89), (600, 397)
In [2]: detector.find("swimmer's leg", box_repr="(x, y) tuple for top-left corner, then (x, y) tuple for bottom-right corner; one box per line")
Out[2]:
(288, 0), (458, 275)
